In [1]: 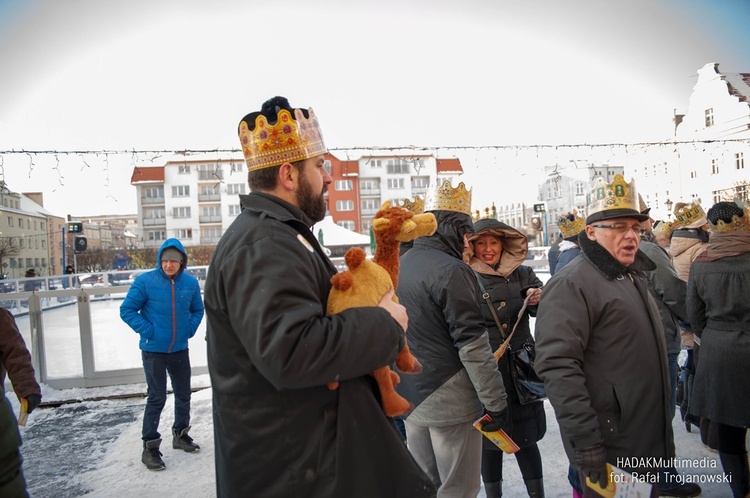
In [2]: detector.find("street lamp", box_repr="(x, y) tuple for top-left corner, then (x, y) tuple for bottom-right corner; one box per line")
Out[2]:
(665, 198), (673, 220)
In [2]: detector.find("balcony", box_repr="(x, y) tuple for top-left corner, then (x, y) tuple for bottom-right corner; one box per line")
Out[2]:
(198, 171), (224, 181)
(411, 186), (428, 195)
(360, 188), (381, 196)
(142, 218), (166, 226)
(141, 197), (164, 205)
(362, 208), (379, 215)
(199, 216), (222, 223)
(198, 194), (221, 202)
(200, 236), (222, 244)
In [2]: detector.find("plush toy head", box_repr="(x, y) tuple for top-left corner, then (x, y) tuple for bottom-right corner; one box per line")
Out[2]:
(327, 248), (393, 314)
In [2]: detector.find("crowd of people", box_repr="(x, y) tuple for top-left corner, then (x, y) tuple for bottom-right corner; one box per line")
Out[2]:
(2, 95), (748, 498)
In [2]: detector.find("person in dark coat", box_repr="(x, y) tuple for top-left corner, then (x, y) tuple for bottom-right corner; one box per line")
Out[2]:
(463, 218), (545, 498)
(535, 175), (673, 498)
(204, 97), (435, 498)
(396, 180), (508, 498)
(547, 234), (562, 275)
(687, 201), (750, 498)
(554, 211), (584, 275)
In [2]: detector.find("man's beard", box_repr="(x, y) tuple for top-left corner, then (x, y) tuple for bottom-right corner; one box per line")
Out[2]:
(297, 169), (328, 223)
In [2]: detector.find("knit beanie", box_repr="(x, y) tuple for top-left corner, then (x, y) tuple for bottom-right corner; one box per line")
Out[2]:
(161, 248), (184, 264)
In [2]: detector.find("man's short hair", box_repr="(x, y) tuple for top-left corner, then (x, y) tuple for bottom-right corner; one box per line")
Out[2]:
(247, 159), (304, 192)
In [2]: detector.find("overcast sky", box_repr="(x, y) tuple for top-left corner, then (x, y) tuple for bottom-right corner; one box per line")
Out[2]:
(1, 0), (749, 216)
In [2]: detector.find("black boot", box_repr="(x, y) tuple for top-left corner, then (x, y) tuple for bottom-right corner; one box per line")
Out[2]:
(142, 439), (165, 470)
(172, 426), (200, 452)
(524, 478), (544, 498)
(719, 452), (750, 498)
(483, 480), (502, 498)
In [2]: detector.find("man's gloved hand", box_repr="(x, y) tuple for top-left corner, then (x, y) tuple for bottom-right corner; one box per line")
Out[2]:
(479, 406), (510, 432)
(24, 394), (42, 414)
(574, 443), (608, 490)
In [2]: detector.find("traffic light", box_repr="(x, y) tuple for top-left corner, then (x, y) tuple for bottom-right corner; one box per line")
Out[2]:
(533, 203), (546, 213)
(74, 236), (88, 252)
(531, 216), (542, 230)
(67, 222), (83, 233)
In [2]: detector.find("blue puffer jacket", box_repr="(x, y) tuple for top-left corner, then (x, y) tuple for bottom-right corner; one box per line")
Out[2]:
(120, 238), (204, 353)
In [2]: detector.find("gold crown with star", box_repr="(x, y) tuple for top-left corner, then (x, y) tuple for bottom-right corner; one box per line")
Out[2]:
(238, 107), (327, 171)
(673, 202), (706, 228)
(556, 211), (585, 238)
(401, 195), (425, 214)
(709, 205), (750, 232)
(424, 180), (472, 215)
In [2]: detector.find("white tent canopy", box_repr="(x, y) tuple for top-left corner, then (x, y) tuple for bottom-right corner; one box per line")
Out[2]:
(311, 216), (370, 247)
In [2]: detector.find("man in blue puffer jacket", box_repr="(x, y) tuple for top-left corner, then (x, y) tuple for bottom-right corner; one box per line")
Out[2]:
(120, 238), (205, 471)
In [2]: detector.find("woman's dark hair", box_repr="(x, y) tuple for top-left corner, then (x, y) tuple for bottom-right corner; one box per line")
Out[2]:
(707, 201), (744, 225)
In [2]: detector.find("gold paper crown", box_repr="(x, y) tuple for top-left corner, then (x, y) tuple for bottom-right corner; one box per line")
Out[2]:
(709, 205), (750, 232)
(424, 180), (472, 215)
(653, 220), (675, 238)
(587, 174), (639, 219)
(556, 211), (585, 238)
(238, 108), (327, 171)
(673, 202), (706, 228)
(401, 195), (425, 214)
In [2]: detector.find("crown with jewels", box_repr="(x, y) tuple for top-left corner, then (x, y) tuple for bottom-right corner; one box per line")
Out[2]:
(238, 107), (327, 171)
(709, 205), (750, 232)
(587, 174), (640, 220)
(557, 211), (585, 238)
(673, 202), (706, 228)
(401, 195), (425, 214)
(424, 180), (472, 215)
(653, 220), (675, 238)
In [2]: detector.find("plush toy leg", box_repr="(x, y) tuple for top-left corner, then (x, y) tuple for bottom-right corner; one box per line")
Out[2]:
(395, 340), (423, 374)
(372, 366), (412, 417)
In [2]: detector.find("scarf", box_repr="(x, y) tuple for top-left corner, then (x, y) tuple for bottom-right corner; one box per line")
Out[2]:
(701, 231), (750, 260)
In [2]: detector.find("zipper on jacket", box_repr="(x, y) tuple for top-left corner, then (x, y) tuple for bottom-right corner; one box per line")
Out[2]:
(168, 278), (177, 353)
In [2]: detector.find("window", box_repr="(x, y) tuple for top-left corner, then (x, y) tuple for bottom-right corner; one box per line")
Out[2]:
(360, 179), (380, 194)
(575, 182), (585, 195)
(202, 206), (221, 217)
(176, 229), (193, 239)
(197, 164), (224, 180)
(387, 178), (404, 189)
(335, 180), (353, 191)
(323, 160), (332, 175)
(705, 108), (714, 127)
(178, 165), (191, 174)
(227, 183), (246, 195)
(7, 217), (12, 227)
(369, 159), (382, 168)
(172, 185), (190, 197)
(19, 218), (23, 228)
(145, 208), (165, 220)
(362, 199), (379, 212)
(41, 259), (47, 267)
(712, 159), (719, 175)
(690, 170), (697, 179)
(26, 258), (32, 268)
(386, 159), (409, 174)
(411, 176), (429, 188)
(362, 219), (372, 232)
(148, 230), (166, 241)
(42, 240), (46, 249)
(229, 205), (241, 216)
(737, 152), (745, 170)
(336, 200), (354, 211)
(173, 207), (191, 218)
(230, 162), (243, 173)
(145, 187), (164, 199)
(19, 238), (24, 248)
(337, 220), (355, 230)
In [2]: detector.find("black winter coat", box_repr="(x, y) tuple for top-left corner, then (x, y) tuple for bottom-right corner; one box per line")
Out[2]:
(204, 193), (435, 498)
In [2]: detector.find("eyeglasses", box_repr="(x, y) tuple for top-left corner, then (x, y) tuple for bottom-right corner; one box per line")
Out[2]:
(591, 224), (647, 236)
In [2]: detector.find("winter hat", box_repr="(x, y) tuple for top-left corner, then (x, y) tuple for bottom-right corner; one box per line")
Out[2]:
(161, 248), (184, 264)
(707, 201), (750, 232)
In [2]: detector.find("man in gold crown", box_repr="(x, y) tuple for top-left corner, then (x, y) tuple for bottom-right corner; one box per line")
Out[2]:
(204, 96), (435, 498)
(395, 180), (509, 498)
(535, 175), (674, 498)
(554, 211), (584, 273)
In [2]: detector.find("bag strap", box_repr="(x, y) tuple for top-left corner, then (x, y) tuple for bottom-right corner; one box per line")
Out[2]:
(472, 272), (531, 361)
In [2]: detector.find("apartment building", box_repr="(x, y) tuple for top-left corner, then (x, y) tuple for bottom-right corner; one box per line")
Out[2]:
(0, 185), (54, 278)
(326, 152), (463, 234)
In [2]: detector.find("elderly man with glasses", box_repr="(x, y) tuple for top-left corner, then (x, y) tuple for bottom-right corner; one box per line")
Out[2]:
(534, 175), (682, 498)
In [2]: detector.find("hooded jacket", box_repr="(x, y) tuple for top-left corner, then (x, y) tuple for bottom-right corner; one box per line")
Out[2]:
(120, 238), (204, 353)
(463, 219), (545, 447)
(396, 211), (507, 427)
(204, 193), (435, 498)
(535, 232), (674, 473)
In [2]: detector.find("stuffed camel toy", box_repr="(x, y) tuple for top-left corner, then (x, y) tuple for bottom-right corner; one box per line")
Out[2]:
(326, 200), (437, 417)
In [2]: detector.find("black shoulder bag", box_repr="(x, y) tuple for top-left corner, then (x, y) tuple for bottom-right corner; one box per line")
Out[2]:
(474, 273), (547, 405)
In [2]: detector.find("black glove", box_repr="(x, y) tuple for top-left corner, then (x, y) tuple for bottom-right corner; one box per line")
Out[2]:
(479, 407), (510, 432)
(24, 394), (42, 414)
(574, 443), (608, 490)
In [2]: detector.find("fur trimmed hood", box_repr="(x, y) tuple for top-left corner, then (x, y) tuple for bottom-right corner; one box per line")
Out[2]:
(577, 230), (656, 280)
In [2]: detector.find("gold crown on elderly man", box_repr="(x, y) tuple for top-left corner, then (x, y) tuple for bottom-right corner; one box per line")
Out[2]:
(587, 174), (640, 217)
